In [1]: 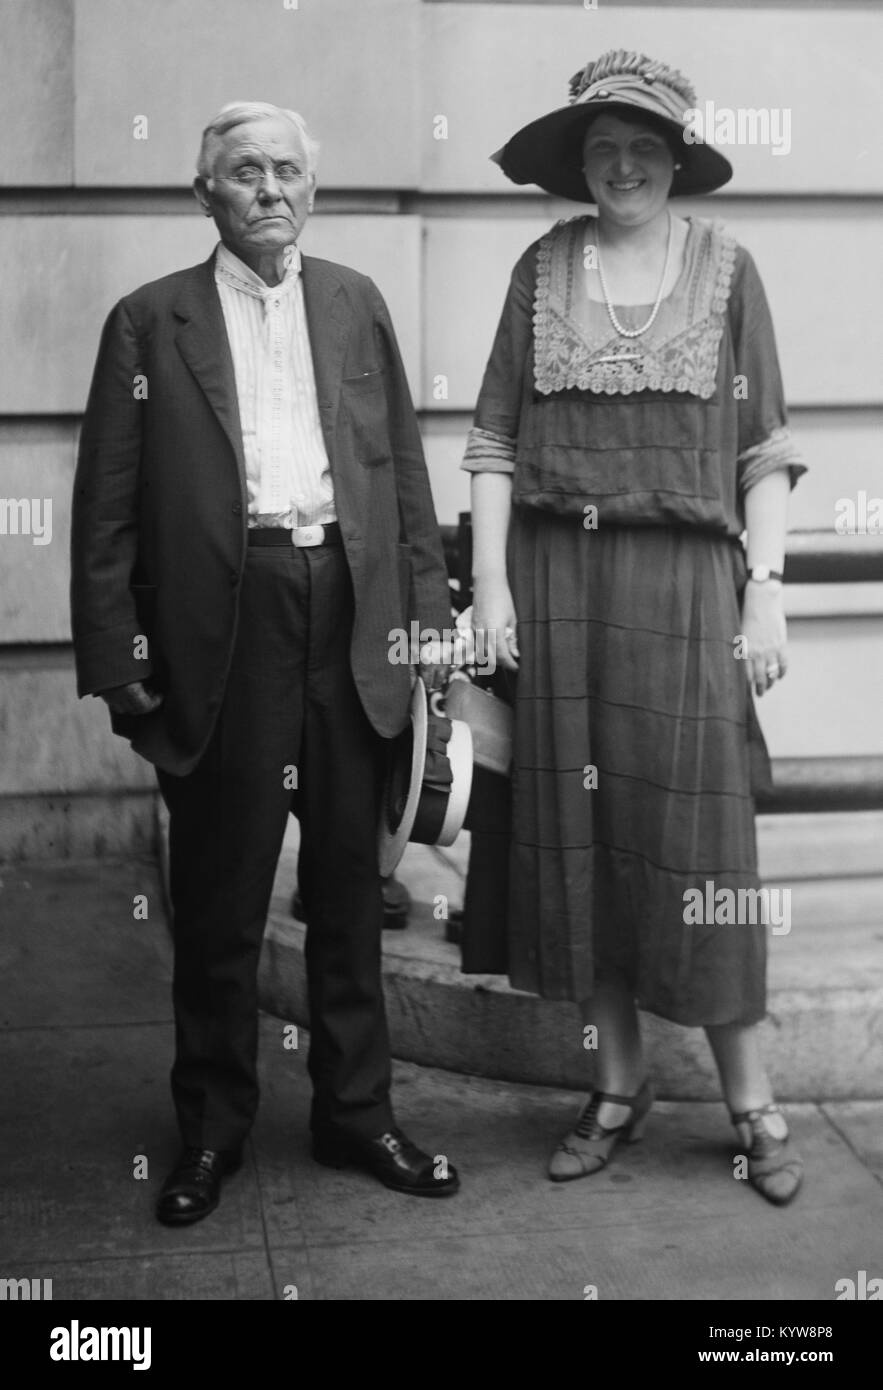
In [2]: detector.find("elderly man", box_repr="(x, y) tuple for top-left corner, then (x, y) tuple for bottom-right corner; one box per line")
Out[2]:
(71, 102), (459, 1223)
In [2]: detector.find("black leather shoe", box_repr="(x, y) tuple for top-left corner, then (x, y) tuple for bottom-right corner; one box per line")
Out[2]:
(312, 1126), (460, 1197)
(156, 1147), (242, 1226)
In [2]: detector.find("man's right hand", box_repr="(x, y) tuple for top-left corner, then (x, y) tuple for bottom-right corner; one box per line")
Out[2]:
(99, 680), (164, 715)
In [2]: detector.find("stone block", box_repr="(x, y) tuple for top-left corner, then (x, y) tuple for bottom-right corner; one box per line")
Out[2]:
(0, 213), (420, 412)
(0, 662), (157, 795)
(422, 2), (882, 195)
(74, 0), (420, 188)
(0, 791), (156, 863)
(0, 435), (75, 641)
(423, 214), (883, 410)
(0, 0), (73, 186)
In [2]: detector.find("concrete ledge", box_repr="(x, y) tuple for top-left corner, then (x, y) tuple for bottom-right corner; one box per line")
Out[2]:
(258, 887), (883, 1103)
(152, 805), (883, 1099)
(0, 790), (158, 863)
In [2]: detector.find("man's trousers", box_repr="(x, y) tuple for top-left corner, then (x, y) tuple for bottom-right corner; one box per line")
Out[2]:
(156, 540), (395, 1151)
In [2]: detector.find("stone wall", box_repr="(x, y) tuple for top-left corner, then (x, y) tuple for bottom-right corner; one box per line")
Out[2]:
(1, 0), (881, 859)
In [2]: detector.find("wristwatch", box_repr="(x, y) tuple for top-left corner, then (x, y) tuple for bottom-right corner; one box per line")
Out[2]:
(747, 566), (784, 584)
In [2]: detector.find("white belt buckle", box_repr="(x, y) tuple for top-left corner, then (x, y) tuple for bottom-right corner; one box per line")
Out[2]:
(291, 524), (324, 548)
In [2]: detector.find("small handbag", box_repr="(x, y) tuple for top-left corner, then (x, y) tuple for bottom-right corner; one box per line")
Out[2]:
(443, 673), (513, 778)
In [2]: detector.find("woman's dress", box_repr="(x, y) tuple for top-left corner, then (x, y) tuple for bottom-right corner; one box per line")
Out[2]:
(463, 216), (805, 1025)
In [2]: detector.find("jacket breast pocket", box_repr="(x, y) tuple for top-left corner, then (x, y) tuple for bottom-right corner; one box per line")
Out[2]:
(342, 369), (390, 466)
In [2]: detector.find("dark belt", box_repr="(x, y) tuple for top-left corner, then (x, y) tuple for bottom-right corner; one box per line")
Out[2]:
(248, 522), (343, 548)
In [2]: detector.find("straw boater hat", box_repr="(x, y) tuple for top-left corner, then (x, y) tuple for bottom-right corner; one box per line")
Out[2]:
(492, 49), (732, 202)
(378, 680), (473, 876)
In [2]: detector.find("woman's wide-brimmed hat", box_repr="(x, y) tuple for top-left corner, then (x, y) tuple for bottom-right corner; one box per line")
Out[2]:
(492, 50), (732, 202)
(378, 679), (474, 876)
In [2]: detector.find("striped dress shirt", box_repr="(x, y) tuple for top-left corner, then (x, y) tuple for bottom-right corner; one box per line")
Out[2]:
(214, 241), (336, 529)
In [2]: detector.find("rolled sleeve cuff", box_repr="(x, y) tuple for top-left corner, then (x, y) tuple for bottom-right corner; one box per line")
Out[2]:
(738, 425), (807, 497)
(460, 425), (516, 475)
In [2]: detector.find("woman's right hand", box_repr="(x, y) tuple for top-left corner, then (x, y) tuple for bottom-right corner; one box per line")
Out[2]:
(472, 576), (519, 672)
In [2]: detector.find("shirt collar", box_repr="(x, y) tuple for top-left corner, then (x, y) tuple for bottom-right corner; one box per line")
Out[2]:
(214, 241), (301, 302)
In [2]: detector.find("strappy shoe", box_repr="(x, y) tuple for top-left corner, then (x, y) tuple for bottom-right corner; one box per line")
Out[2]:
(730, 1102), (804, 1206)
(548, 1080), (653, 1182)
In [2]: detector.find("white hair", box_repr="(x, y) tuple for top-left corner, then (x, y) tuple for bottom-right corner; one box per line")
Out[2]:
(196, 102), (320, 182)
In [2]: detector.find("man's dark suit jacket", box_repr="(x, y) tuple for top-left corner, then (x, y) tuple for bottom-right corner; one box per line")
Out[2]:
(71, 251), (450, 776)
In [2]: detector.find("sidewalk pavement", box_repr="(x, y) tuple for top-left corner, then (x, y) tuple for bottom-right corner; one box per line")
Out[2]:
(1, 856), (881, 1302)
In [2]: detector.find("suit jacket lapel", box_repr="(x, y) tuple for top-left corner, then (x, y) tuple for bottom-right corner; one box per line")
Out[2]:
(173, 256), (247, 490)
(300, 254), (350, 465)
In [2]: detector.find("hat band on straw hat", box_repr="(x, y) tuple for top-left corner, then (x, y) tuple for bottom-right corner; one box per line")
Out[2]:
(378, 681), (474, 877)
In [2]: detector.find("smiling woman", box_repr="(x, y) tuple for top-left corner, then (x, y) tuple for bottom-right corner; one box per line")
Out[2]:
(582, 109), (682, 200)
(580, 113), (691, 312)
(464, 49), (807, 1208)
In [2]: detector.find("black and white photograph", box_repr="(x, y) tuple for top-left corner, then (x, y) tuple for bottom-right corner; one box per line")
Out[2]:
(1, 0), (882, 1338)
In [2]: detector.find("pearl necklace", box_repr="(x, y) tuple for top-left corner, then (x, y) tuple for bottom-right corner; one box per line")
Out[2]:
(595, 213), (673, 339)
